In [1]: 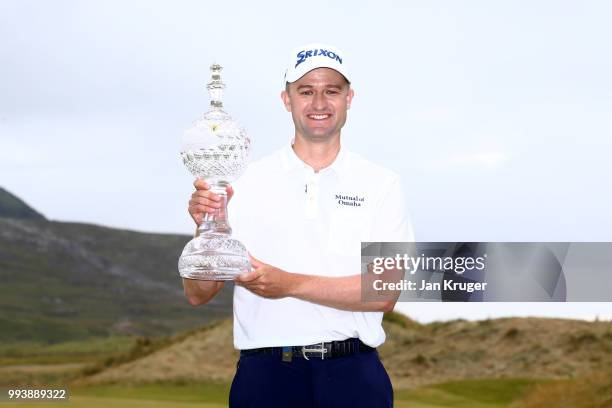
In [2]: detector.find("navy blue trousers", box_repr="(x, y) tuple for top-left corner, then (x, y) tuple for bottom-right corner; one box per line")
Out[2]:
(229, 349), (393, 407)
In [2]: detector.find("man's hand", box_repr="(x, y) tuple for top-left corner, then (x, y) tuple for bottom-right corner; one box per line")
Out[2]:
(183, 278), (224, 306)
(234, 254), (297, 299)
(188, 179), (234, 225)
(235, 254), (396, 312)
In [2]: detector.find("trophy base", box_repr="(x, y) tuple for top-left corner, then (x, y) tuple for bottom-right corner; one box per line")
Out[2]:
(178, 235), (251, 281)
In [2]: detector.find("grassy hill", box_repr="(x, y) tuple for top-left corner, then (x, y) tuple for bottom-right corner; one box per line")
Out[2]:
(0, 187), (232, 344)
(380, 313), (612, 389)
(0, 187), (46, 220)
(77, 313), (612, 389)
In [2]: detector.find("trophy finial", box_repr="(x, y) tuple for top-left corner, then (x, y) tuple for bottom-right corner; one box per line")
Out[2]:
(207, 63), (225, 109)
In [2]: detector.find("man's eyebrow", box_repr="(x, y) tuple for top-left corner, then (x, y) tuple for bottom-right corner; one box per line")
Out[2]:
(296, 84), (344, 90)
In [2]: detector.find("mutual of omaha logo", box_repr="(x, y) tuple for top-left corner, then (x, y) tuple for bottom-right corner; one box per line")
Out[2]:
(295, 49), (343, 68)
(336, 194), (365, 207)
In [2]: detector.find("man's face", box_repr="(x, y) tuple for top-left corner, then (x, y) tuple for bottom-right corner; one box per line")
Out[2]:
(281, 68), (354, 143)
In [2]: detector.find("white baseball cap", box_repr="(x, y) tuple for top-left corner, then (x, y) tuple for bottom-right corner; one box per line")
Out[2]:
(284, 43), (351, 84)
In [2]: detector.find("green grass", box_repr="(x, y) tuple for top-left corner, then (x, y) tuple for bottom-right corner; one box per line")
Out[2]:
(2, 397), (225, 408)
(395, 378), (542, 408)
(508, 370), (612, 408)
(5, 377), (608, 408)
(0, 337), (137, 365)
(0, 379), (544, 408)
(1, 383), (230, 408)
(0, 337), (138, 387)
(0, 324), (225, 386)
(431, 378), (539, 404)
(0, 363), (86, 387)
(74, 383), (231, 404)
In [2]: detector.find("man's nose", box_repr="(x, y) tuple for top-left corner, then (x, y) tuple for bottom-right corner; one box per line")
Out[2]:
(312, 92), (328, 110)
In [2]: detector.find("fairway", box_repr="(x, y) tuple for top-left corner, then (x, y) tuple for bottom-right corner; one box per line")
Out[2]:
(5, 394), (491, 408)
(1, 378), (540, 408)
(3, 396), (225, 408)
(395, 387), (513, 408)
(394, 378), (539, 407)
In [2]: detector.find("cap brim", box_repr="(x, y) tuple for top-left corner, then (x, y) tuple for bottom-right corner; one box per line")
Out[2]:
(285, 61), (350, 84)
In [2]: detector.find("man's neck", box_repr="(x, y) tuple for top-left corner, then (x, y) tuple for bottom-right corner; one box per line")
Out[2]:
(292, 135), (341, 172)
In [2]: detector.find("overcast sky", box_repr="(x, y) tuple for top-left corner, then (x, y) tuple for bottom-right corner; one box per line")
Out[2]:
(1, 0), (611, 321)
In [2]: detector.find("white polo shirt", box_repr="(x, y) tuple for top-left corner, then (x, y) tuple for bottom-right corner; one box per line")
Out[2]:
(229, 141), (414, 349)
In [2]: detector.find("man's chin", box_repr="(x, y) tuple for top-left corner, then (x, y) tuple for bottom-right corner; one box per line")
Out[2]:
(303, 128), (338, 140)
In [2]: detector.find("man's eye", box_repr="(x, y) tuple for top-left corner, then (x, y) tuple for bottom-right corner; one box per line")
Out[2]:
(325, 90), (340, 95)
(301, 91), (313, 96)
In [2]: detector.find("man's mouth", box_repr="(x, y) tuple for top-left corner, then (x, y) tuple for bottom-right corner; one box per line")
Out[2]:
(307, 114), (331, 120)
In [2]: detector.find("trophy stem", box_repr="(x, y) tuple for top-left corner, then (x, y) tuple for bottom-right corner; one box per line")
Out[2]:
(197, 184), (232, 236)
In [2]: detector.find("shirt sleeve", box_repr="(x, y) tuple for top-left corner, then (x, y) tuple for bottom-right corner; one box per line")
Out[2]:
(370, 175), (415, 243)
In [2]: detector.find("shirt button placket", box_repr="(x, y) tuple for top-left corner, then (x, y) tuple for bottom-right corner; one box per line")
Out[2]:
(304, 170), (319, 219)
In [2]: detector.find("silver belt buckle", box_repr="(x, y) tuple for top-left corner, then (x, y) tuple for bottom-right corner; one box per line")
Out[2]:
(301, 342), (328, 360)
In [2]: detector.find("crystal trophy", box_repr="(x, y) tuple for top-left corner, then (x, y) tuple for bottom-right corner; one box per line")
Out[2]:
(178, 64), (251, 280)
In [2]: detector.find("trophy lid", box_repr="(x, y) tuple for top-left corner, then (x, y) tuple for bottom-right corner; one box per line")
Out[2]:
(181, 64), (250, 182)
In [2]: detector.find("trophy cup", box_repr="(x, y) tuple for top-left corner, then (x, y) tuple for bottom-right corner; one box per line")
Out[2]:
(178, 64), (251, 280)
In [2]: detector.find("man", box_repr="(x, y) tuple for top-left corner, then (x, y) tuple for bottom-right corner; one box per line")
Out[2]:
(184, 43), (414, 408)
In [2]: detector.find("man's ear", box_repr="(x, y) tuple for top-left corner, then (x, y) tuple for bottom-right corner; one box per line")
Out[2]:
(280, 90), (292, 112)
(346, 88), (354, 109)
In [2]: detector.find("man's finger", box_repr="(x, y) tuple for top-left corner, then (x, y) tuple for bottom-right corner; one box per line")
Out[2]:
(194, 179), (210, 190)
(189, 212), (202, 225)
(248, 253), (264, 268)
(190, 197), (221, 208)
(189, 203), (219, 215)
(235, 270), (261, 283)
(192, 190), (221, 202)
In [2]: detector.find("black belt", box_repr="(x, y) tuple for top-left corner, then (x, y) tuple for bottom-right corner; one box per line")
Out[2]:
(240, 338), (375, 361)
